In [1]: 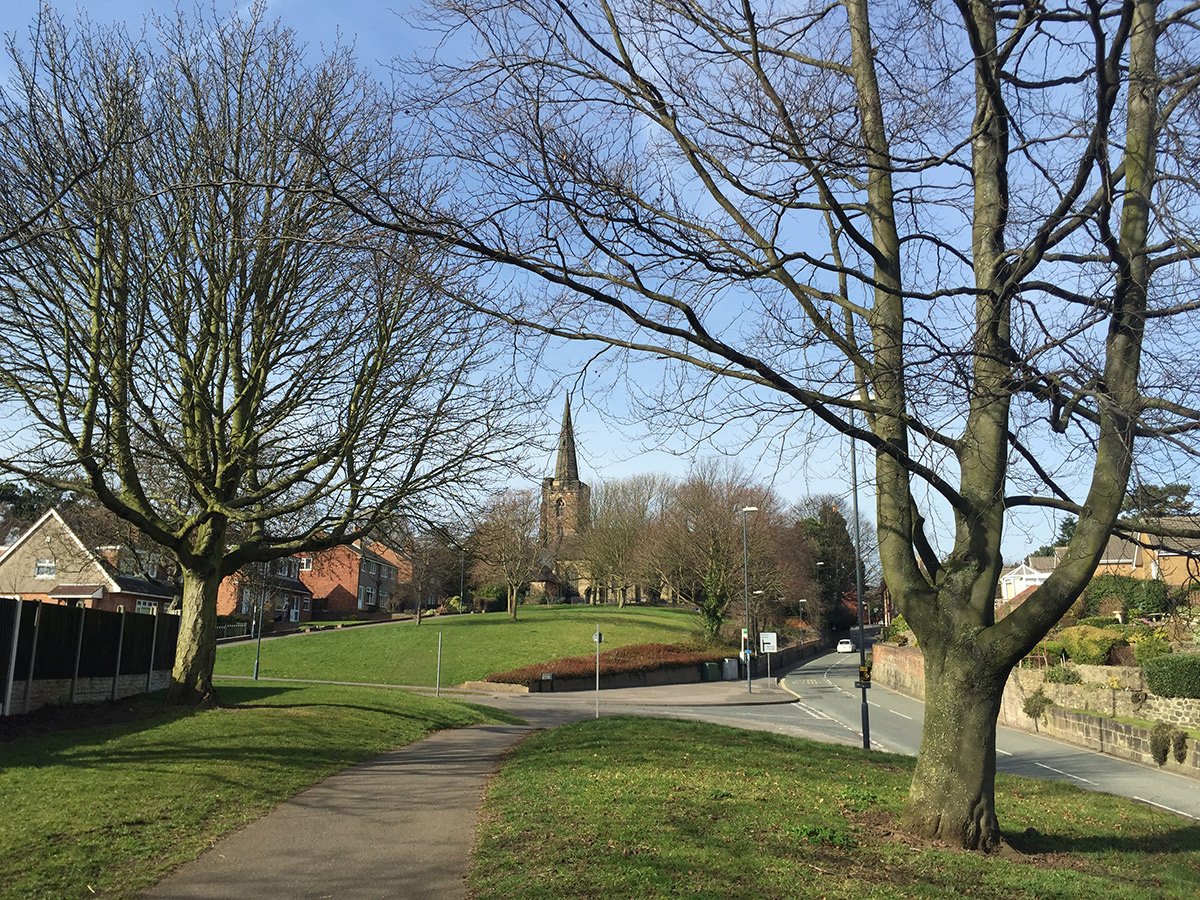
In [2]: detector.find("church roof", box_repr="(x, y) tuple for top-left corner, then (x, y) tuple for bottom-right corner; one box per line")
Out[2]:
(554, 396), (580, 483)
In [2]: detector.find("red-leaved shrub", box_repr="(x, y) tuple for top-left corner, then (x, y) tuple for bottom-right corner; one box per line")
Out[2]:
(485, 642), (729, 685)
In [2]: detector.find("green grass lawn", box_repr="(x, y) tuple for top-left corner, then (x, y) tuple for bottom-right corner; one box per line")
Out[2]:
(215, 604), (708, 686)
(470, 717), (1200, 899)
(0, 683), (515, 899)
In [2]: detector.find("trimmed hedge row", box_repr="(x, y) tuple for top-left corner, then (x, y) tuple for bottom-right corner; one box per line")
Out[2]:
(485, 642), (729, 685)
(1143, 652), (1200, 699)
(1058, 624), (1126, 665)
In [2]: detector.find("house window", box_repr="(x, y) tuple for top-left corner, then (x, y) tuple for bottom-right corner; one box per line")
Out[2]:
(135, 599), (159, 615)
(364, 586), (376, 607)
(303, 598), (311, 611)
(35, 558), (56, 577)
(299, 556), (313, 571)
(240, 587), (253, 615)
(357, 585), (365, 611)
(366, 561), (377, 575)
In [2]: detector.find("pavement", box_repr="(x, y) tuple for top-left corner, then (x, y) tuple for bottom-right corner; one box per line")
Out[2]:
(144, 677), (796, 900)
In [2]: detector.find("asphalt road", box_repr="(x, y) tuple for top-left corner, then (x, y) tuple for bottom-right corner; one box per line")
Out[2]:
(777, 648), (1200, 821)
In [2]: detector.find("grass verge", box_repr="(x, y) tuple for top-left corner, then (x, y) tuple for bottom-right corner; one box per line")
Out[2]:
(469, 717), (1200, 899)
(0, 682), (511, 899)
(215, 604), (708, 686)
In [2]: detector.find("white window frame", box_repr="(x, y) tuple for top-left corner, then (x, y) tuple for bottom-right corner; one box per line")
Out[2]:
(364, 585), (376, 607)
(35, 558), (56, 578)
(299, 556), (313, 571)
(357, 585), (365, 611)
(135, 599), (159, 616)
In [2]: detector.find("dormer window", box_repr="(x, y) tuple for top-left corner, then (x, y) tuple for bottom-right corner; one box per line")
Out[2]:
(35, 558), (56, 577)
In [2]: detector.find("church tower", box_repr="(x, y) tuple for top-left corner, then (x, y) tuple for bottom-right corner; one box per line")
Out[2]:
(541, 396), (590, 544)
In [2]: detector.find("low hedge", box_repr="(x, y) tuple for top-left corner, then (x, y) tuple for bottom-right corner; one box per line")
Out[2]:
(1143, 652), (1200, 699)
(485, 642), (730, 685)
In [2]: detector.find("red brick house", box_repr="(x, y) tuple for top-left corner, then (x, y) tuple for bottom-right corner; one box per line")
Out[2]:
(216, 557), (314, 624)
(298, 540), (411, 618)
(0, 508), (178, 614)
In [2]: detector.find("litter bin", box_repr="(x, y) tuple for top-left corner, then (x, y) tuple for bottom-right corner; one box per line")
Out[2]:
(539, 672), (554, 692)
(701, 661), (720, 682)
(721, 658), (738, 680)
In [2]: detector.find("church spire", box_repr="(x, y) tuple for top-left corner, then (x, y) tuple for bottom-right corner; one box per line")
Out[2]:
(554, 395), (579, 483)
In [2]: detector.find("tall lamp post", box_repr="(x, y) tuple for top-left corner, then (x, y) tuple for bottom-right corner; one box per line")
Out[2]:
(849, 411), (871, 751)
(740, 505), (758, 694)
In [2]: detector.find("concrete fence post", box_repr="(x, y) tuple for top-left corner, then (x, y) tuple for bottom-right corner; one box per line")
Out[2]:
(2, 599), (23, 717)
(70, 605), (86, 704)
(111, 611), (126, 702)
(22, 602), (42, 714)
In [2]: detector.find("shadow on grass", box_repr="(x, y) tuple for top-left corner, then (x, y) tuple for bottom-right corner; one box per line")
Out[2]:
(1008, 824), (1200, 857)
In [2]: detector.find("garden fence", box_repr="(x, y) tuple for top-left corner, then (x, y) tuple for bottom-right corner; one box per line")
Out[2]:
(0, 597), (180, 716)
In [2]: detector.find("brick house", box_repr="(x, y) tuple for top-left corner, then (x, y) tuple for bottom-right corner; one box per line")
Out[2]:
(0, 508), (178, 614)
(216, 557), (314, 624)
(297, 540), (410, 618)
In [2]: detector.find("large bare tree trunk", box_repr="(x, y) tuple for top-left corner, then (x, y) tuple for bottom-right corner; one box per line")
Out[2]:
(165, 567), (221, 705)
(903, 641), (1006, 850)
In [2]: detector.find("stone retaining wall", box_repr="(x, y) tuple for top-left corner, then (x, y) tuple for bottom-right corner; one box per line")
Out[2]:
(871, 643), (1200, 779)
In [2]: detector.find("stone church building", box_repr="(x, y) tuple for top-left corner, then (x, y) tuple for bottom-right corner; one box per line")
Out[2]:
(533, 397), (593, 600)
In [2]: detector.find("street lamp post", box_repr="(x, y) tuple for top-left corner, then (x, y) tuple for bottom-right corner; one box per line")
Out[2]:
(740, 505), (758, 694)
(849, 412), (871, 751)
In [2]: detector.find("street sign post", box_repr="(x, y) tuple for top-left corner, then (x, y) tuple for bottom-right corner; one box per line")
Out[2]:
(759, 632), (777, 680)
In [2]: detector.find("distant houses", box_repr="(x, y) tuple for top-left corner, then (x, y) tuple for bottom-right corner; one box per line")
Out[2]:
(0, 507), (412, 624)
(0, 509), (177, 614)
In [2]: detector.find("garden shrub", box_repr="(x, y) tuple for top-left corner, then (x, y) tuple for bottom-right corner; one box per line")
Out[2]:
(1040, 639), (1066, 663)
(1022, 688), (1053, 722)
(1044, 664), (1082, 684)
(1081, 574), (1169, 619)
(1173, 729), (1189, 764)
(880, 614), (909, 644)
(485, 642), (728, 684)
(1143, 652), (1200, 698)
(1150, 722), (1172, 766)
(1059, 624), (1127, 665)
(1133, 631), (1171, 667)
(1079, 616), (1120, 628)
(1107, 642), (1136, 666)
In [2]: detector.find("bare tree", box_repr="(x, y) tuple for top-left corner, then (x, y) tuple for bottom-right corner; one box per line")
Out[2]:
(0, 7), (526, 704)
(583, 473), (661, 606)
(349, 0), (1200, 849)
(470, 489), (542, 620)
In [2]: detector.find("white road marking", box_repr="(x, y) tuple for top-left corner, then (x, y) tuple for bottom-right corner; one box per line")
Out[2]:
(996, 748), (1012, 757)
(1035, 762), (1097, 785)
(1133, 796), (1198, 820)
(888, 709), (913, 720)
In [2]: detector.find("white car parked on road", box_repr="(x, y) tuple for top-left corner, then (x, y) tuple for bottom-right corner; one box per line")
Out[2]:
(836, 639), (856, 653)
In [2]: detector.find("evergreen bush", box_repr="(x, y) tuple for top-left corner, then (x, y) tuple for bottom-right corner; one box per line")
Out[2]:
(1044, 664), (1082, 684)
(1058, 624), (1126, 665)
(1133, 631), (1171, 667)
(1173, 729), (1189, 765)
(1022, 689), (1052, 722)
(1150, 722), (1173, 766)
(1143, 653), (1200, 698)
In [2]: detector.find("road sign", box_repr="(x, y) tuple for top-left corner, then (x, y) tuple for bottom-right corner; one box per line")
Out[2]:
(759, 632), (778, 653)
(593, 631), (603, 643)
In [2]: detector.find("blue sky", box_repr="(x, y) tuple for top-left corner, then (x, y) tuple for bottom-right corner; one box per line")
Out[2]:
(0, 1), (1069, 562)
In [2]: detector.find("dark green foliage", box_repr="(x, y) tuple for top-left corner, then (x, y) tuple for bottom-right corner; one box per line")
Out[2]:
(1143, 653), (1200, 699)
(1040, 639), (1066, 662)
(485, 642), (728, 684)
(1044, 664), (1082, 684)
(1022, 688), (1053, 721)
(1150, 722), (1173, 766)
(1134, 633), (1172, 667)
(1059, 625), (1127, 665)
(1173, 729), (1188, 765)
(1079, 616), (1121, 628)
(1123, 483), (1195, 518)
(1081, 575), (1169, 620)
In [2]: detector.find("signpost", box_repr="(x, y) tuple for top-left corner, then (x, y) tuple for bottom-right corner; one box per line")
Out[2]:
(593, 625), (602, 719)
(759, 631), (777, 680)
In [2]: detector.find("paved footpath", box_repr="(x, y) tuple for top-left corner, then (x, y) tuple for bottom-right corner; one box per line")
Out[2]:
(145, 679), (794, 900)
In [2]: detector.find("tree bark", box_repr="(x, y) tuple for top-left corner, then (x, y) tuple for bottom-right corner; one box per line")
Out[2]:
(903, 642), (1006, 851)
(165, 567), (221, 706)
